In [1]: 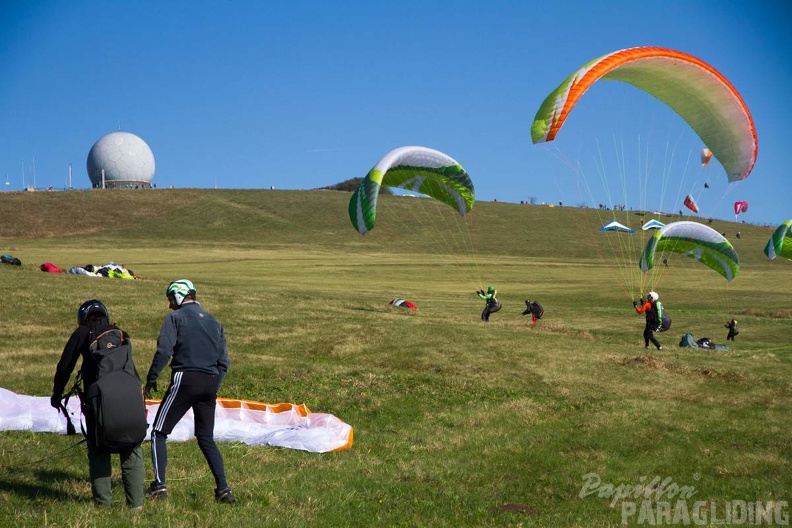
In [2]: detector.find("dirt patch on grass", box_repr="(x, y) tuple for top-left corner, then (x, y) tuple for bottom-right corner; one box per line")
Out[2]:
(735, 308), (792, 319)
(622, 355), (670, 370)
(620, 355), (749, 384)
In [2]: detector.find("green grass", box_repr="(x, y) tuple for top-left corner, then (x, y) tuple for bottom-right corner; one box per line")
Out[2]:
(0, 189), (790, 527)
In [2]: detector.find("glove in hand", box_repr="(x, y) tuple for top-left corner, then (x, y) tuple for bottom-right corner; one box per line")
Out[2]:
(633, 301), (638, 307)
(144, 380), (157, 399)
(50, 394), (62, 410)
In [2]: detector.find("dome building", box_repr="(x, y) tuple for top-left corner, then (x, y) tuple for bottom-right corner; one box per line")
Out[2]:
(86, 132), (155, 189)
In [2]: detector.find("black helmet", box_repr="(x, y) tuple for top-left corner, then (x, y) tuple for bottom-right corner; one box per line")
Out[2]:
(77, 299), (109, 325)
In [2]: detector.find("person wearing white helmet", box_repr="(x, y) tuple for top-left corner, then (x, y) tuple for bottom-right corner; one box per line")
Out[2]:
(633, 291), (663, 350)
(144, 280), (235, 504)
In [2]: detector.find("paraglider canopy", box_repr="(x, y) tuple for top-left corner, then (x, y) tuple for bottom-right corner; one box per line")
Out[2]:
(348, 146), (475, 235)
(640, 221), (739, 281)
(700, 148), (713, 167)
(531, 46), (758, 182)
(764, 220), (792, 261)
(683, 195), (699, 214)
(734, 201), (748, 215)
(390, 298), (418, 310)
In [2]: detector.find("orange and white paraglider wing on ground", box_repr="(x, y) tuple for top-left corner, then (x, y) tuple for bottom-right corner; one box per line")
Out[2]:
(145, 397), (353, 453)
(0, 388), (353, 453)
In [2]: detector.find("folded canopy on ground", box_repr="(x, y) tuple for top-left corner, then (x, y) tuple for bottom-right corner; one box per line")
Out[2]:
(0, 388), (353, 453)
(65, 262), (137, 279)
(390, 298), (418, 310)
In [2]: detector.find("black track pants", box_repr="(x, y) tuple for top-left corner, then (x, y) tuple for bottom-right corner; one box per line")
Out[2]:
(150, 370), (228, 490)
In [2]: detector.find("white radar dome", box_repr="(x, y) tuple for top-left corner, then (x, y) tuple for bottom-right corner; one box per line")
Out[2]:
(87, 132), (155, 188)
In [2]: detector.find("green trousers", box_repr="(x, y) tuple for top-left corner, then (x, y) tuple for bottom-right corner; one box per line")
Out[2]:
(87, 443), (145, 508)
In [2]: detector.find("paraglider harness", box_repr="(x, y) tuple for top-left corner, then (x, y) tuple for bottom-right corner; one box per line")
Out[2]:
(522, 300), (544, 323)
(653, 301), (671, 333)
(62, 324), (148, 452)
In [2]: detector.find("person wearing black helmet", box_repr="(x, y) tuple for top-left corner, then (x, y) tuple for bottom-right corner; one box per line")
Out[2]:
(144, 280), (234, 504)
(51, 300), (145, 510)
(633, 291), (663, 351)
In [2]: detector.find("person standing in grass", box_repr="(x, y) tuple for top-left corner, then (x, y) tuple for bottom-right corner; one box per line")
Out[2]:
(633, 291), (663, 351)
(477, 286), (502, 322)
(725, 318), (739, 341)
(51, 300), (145, 511)
(144, 279), (235, 504)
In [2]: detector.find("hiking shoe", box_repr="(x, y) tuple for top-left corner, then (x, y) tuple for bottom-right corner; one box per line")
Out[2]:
(215, 487), (236, 504)
(145, 482), (167, 501)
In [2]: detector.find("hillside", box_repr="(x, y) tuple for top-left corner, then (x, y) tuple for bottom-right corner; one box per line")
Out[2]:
(0, 188), (776, 266)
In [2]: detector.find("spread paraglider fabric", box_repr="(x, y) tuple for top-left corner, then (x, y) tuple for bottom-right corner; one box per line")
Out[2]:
(0, 388), (353, 453)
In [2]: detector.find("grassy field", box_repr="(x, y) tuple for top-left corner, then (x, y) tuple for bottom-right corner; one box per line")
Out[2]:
(0, 189), (790, 527)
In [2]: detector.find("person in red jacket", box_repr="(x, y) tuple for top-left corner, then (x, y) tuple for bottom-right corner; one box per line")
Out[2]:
(633, 291), (663, 351)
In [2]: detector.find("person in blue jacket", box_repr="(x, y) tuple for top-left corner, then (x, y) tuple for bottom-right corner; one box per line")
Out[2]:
(144, 279), (235, 504)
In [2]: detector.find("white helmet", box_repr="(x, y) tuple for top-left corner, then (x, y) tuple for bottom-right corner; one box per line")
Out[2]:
(647, 291), (659, 301)
(166, 279), (196, 306)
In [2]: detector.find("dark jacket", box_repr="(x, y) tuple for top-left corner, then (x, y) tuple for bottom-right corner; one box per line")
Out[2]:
(635, 300), (659, 329)
(52, 318), (110, 396)
(146, 301), (229, 387)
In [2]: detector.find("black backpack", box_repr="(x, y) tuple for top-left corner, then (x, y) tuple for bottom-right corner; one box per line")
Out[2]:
(522, 300), (544, 320)
(80, 324), (148, 452)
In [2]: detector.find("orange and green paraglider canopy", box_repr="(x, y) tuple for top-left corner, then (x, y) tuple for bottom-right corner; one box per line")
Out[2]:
(531, 46), (758, 183)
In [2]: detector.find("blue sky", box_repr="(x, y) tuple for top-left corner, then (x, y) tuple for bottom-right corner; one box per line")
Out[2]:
(1, 1), (790, 226)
